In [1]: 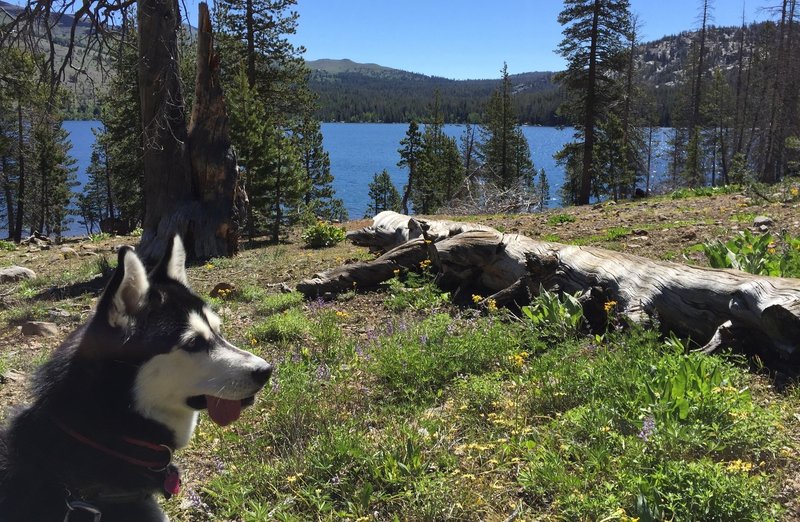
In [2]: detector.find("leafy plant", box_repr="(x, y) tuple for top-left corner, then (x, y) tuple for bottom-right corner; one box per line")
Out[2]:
(88, 232), (111, 242)
(0, 240), (16, 251)
(547, 213), (575, 225)
(302, 221), (346, 248)
(521, 286), (585, 337)
(699, 230), (800, 277)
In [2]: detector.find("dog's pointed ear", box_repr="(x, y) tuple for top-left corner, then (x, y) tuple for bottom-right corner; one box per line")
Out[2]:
(151, 234), (188, 285)
(96, 246), (150, 328)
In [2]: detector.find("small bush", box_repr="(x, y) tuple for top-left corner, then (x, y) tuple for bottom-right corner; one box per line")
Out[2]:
(302, 221), (346, 248)
(700, 230), (800, 277)
(0, 240), (16, 251)
(521, 286), (586, 339)
(89, 232), (111, 242)
(547, 213), (576, 225)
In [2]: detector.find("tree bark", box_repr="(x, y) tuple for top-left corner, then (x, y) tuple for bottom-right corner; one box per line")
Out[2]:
(137, 1), (241, 261)
(302, 213), (800, 367)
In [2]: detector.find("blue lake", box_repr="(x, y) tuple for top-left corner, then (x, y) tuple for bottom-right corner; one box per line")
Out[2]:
(63, 121), (671, 233)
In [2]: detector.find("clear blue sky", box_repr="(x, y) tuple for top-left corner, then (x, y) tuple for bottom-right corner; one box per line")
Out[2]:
(185, 0), (774, 80)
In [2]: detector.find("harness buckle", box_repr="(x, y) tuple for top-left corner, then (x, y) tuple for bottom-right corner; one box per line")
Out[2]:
(64, 500), (102, 522)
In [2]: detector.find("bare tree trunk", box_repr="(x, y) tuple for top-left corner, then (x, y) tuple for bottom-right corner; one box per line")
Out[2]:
(137, 1), (241, 261)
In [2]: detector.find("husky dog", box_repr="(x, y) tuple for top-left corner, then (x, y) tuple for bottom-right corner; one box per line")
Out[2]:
(0, 236), (272, 521)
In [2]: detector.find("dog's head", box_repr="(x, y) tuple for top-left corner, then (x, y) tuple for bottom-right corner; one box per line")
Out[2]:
(88, 235), (272, 446)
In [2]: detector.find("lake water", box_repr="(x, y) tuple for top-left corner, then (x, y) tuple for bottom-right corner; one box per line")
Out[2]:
(63, 121), (671, 233)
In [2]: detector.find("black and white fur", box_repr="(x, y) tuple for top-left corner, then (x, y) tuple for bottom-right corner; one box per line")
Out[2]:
(0, 236), (272, 521)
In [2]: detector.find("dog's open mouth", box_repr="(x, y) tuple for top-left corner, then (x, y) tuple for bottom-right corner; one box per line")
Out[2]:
(186, 395), (256, 426)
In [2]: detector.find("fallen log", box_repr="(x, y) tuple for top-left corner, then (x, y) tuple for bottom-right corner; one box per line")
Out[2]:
(296, 238), (429, 297)
(346, 211), (494, 252)
(300, 213), (800, 366)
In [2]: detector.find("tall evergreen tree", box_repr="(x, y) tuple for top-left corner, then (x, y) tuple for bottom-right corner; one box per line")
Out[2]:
(398, 120), (423, 214)
(479, 63), (534, 189)
(0, 47), (38, 240)
(296, 117), (346, 221)
(216, 0), (334, 236)
(27, 114), (77, 238)
(556, 0), (631, 204)
(93, 18), (144, 232)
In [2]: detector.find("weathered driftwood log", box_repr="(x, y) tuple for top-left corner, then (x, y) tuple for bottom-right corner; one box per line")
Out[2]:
(347, 211), (494, 252)
(297, 238), (429, 297)
(302, 213), (800, 364)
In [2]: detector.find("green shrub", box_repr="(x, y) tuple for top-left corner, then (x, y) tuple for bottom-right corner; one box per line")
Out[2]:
(700, 230), (800, 277)
(89, 232), (111, 242)
(302, 221), (346, 248)
(521, 286), (586, 338)
(547, 213), (576, 225)
(0, 240), (16, 251)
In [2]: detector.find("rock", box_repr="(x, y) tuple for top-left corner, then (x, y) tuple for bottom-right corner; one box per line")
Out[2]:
(80, 244), (99, 253)
(682, 230), (697, 241)
(0, 266), (36, 282)
(210, 282), (235, 298)
(60, 246), (79, 259)
(21, 321), (58, 337)
(753, 215), (774, 227)
(759, 225), (770, 233)
(632, 229), (648, 236)
(0, 369), (25, 384)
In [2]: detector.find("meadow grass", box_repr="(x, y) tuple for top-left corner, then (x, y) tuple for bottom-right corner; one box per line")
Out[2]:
(167, 273), (796, 521)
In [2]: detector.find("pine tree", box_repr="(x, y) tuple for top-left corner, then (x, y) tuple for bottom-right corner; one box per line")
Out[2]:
(556, 0), (631, 204)
(257, 129), (308, 242)
(0, 46), (40, 241)
(296, 117), (346, 221)
(479, 63), (534, 189)
(367, 169), (401, 216)
(398, 120), (423, 214)
(27, 114), (77, 238)
(94, 18), (143, 232)
(537, 168), (550, 211)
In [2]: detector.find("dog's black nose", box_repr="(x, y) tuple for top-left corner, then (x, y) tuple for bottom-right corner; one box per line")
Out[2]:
(252, 365), (273, 386)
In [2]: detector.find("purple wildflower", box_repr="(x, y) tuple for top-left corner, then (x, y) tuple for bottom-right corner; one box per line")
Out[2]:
(315, 363), (331, 381)
(638, 415), (656, 441)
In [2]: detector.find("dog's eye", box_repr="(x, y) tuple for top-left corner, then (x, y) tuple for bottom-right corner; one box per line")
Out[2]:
(182, 336), (208, 353)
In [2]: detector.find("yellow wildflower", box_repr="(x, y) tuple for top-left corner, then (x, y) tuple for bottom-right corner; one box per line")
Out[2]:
(486, 298), (498, 312)
(204, 262), (214, 269)
(726, 459), (753, 473)
(472, 294), (483, 304)
(603, 300), (617, 313)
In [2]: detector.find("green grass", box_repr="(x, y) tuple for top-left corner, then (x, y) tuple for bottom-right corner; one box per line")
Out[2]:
(169, 294), (794, 521)
(248, 308), (310, 344)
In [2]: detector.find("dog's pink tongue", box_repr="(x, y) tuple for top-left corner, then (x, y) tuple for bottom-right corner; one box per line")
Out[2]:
(205, 396), (242, 427)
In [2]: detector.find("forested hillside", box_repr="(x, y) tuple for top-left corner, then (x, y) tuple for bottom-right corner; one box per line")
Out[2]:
(307, 59), (565, 125)
(307, 22), (783, 126)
